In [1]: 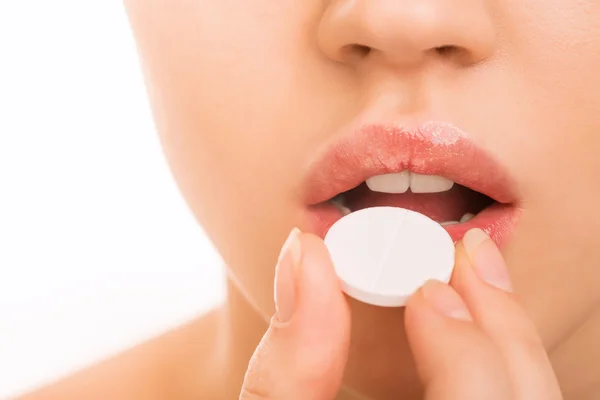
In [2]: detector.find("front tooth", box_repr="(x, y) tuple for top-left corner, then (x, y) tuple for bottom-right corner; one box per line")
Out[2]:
(366, 171), (410, 194)
(460, 212), (475, 223)
(409, 173), (454, 193)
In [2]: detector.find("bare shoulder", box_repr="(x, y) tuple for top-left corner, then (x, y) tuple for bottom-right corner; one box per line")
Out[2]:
(22, 307), (225, 400)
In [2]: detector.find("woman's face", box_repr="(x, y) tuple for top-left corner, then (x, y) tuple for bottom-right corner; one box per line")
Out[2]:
(126, 0), (600, 397)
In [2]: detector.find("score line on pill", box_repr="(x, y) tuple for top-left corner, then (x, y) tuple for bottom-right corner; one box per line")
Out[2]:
(324, 206), (455, 307)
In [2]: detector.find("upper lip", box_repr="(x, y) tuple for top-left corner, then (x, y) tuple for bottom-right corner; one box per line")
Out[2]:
(304, 120), (518, 206)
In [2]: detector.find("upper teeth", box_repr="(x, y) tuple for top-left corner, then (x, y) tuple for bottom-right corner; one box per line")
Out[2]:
(366, 172), (454, 194)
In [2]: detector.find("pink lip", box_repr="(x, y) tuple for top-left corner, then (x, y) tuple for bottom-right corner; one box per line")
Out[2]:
(301, 121), (520, 246)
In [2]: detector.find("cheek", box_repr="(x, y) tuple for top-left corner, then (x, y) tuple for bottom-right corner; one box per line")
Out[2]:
(483, 0), (600, 194)
(131, 0), (343, 315)
(490, 1), (600, 347)
(130, 0), (600, 327)
(502, 0), (600, 176)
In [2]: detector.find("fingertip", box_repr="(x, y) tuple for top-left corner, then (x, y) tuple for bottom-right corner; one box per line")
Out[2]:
(404, 285), (431, 336)
(421, 280), (473, 322)
(294, 231), (350, 338)
(298, 232), (345, 299)
(451, 232), (514, 311)
(461, 229), (512, 292)
(405, 284), (443, 338)
(405, 281), (472, 337)
(404, 283), (501, 393)
(449, 240), (471, 290)
(300, 232), (336, 272)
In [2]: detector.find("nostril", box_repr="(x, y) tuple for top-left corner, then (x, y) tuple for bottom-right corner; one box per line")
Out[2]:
(352, 44), (372, 57)
(430, 45), (476, 66)
(434, 45), (459, 57)
(340, 43), (372, 61)
(318, 1), (496, 68)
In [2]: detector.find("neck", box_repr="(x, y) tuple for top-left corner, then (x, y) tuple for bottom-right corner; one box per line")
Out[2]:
(217, 279), (269, 398)
(218, 279), (418, 400)
(550, 308), (600, 399)
(217, 279), (600, 400)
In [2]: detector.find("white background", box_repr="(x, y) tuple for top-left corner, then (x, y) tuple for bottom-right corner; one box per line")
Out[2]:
(0, 1), (226, 397)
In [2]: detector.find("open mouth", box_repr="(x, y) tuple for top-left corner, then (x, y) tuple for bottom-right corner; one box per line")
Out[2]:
(301, 122), (520, 246)
(332, 173), (494, 224)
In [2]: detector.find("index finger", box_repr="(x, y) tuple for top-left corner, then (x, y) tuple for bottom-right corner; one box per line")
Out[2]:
(240, 232), (351, 400)
(405, 279), (513, 400)
(451, 229), (562, 399)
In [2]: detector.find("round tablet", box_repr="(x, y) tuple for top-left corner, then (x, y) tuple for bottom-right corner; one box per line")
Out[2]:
(324, 207), (455, 307)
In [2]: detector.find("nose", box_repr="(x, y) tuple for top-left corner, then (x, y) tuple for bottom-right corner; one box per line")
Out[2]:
(318, 0), (496, 67)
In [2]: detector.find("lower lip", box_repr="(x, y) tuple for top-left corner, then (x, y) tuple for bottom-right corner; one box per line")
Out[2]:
(301, 203), (519, 248)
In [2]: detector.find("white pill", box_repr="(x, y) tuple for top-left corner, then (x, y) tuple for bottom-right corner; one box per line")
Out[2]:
(324, 207), (455, 307)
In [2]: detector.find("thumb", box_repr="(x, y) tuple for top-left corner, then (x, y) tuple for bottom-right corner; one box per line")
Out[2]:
(240, 229), (351, 400)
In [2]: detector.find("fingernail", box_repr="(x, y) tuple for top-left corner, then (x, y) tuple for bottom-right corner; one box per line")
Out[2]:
(274, 227), (302, 323)
(462, 228), (512, 292)
(421, 280), (472, 321)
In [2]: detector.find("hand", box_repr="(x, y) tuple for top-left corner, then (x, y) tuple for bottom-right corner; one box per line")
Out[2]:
(238, 228), (563, 399)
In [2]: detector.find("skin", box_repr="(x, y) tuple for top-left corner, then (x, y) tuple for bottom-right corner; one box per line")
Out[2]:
(237, 229), (563, 399)
(24, 0), (600, 399)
